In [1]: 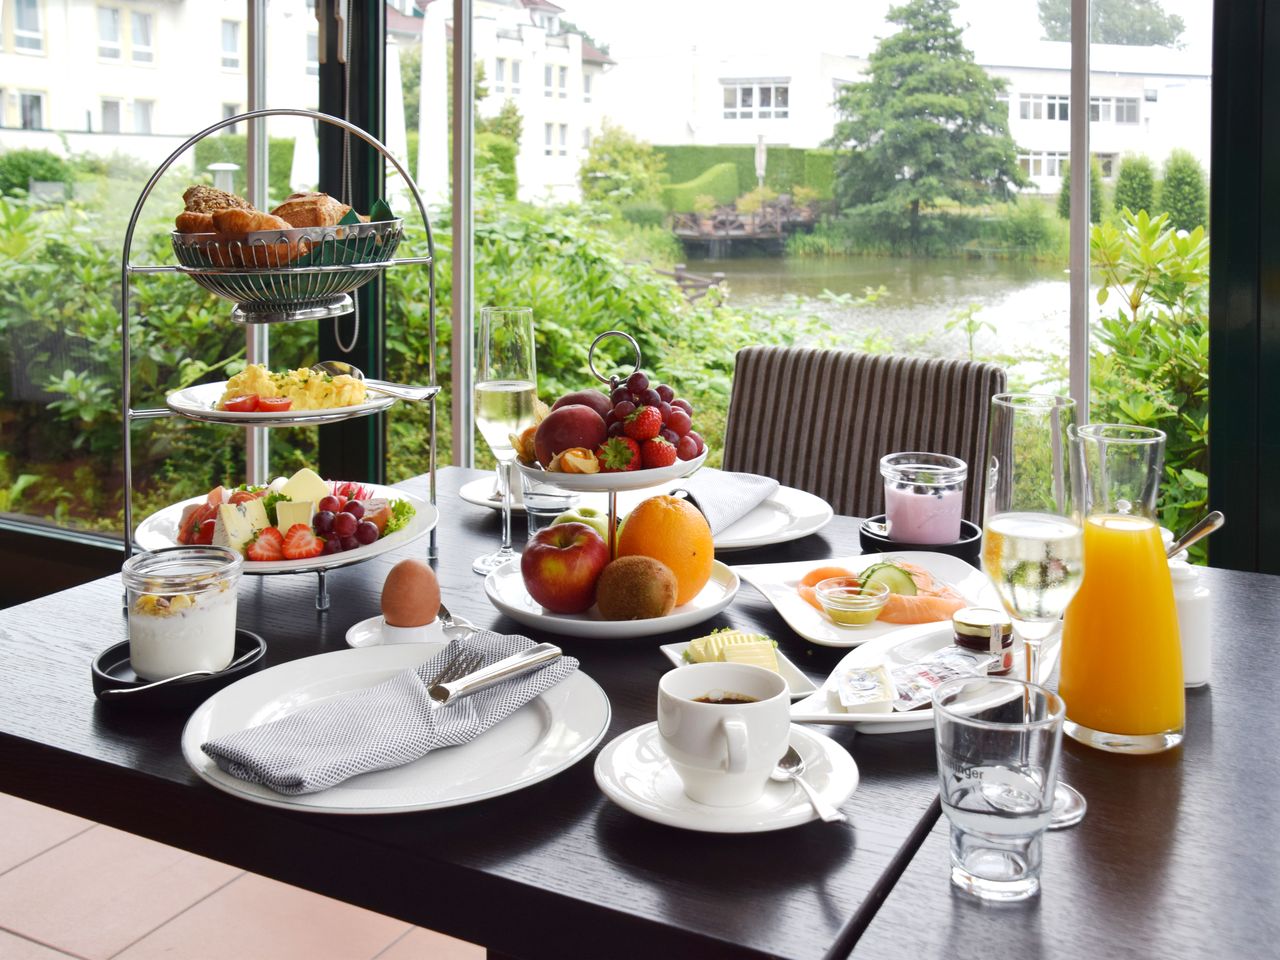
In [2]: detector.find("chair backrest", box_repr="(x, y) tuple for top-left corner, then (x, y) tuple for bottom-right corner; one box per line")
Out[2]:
(722, 346), (1006, 522)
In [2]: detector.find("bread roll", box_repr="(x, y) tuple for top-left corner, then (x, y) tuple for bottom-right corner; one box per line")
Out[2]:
(270, 192), (352, 228)
(209, 210), (306, 267)
(182, 185), (251, 214)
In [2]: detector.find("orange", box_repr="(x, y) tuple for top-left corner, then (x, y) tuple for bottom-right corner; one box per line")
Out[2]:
(616, 495), (714, 606)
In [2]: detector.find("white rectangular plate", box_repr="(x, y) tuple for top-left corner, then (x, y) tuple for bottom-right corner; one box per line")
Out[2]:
(659, 642), (818, 700)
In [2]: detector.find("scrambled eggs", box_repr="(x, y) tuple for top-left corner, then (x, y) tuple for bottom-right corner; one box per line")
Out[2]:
(217, 364), (367, 410)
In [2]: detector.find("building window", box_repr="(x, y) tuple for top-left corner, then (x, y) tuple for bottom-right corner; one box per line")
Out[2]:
(1017, 151), (1069, 178)
(722, 81), (788, 120)
(1018, 93), (1068, 121)
(222, 20), (241, 70)
(19, 92), (44, 129)
(306, 33), (319, 76)
(131, 11), (153, 62)
(558, 123), (567, 156)
(494, 57), (506, 93)
(1095, 153), (1118, 179)
(510, 60), (521, 94)
(545, 64), (553, 97)
(134, 99), (153, 134)
(558, 66), (568, 98)
(582, 127), (591, 149)
(98, 7), (122, 60)
(583, 73), (592, 103)
(1115, 97), (1140, 124)
(544, 122), (553, 156)
(14, 0), (42, 51)
(1089, 96), (1140, 125)
(1089, 96), (1111, 122)
(222, 102), (239, 135)
(101, 99), (121, 134)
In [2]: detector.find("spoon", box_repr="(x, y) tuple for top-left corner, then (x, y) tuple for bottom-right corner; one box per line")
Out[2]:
(770, 746), (848, 823)
(1166, 510), (1225, 559)
(100, 648), (260, 698)
(309, 360), (441, 403)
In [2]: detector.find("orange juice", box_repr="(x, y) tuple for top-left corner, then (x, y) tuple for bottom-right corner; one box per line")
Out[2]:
(1059, 515), (1183, 737)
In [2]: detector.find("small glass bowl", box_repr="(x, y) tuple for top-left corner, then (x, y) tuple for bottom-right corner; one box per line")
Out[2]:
(814, 577), (890, 626)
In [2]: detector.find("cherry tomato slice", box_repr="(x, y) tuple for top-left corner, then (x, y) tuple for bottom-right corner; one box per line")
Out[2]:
(223, 394), (260, 412)
(257, 397), (293, 412)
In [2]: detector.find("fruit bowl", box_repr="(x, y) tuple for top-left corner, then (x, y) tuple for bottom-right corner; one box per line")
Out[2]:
(514, 449), (707, 494)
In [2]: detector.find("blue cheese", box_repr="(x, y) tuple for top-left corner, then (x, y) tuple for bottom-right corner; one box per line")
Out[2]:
(212, 499), (269, 554)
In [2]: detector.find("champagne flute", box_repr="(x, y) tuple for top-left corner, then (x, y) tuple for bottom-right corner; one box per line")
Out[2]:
(472, 307), (537, 575)
(981, 393), (1087, 829)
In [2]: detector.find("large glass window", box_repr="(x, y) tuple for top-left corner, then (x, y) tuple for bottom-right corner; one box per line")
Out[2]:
(132, 12), (154, 63)
(101, 98), (120, 134)
(722, 81), (789, 120)
(19, 92), (43, 129)
(133, 99), (153, 134)
(97, 7), (122, 60)
(222, 20), (241, 70)
(13, 0), (42, 51)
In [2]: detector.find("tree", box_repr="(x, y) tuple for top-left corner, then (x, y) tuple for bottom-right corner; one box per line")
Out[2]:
(1160, 150), (1208, 232)
(400, 46), (421, 132)
(1038, 0), (1185, 47)
(1112, 154), (1157, 216)
(478, 99), (522, 146)
(578, 121), (666, 204)
(828, 0), (1027, 248)
(1057, 157), (1105, 223)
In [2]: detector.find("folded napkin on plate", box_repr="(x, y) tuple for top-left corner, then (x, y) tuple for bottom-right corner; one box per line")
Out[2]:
(201, 632), (578, 796)
(676, 468), (780, 535)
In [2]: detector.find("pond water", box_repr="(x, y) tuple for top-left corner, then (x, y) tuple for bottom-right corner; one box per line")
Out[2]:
(687, 255), (1075, 365)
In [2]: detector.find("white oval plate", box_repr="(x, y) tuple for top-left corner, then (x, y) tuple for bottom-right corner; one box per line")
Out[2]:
(594, 722), (858, 832)
(731, 551), (994, 648)
(166, 381), (396, 425)
(345, 614), (446, 648)
(181, 643), (611, 814)
(485, 559), (739, 640)
(789, 624), (1062, 735)
(135, 484), (436, 575)
(713, 487), (834, 551)
(514, 449), (707, 493)
(658, 642), (817, 701)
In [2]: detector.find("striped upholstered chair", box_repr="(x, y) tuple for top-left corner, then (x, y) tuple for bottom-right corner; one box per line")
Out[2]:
(721, 346), (1006, 522)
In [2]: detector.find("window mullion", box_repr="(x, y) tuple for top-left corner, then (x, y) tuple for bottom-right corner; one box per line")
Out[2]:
(1068, 0), (1091, 417)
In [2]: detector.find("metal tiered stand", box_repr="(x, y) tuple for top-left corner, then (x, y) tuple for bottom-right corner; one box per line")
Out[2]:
(119, 108), (439, 610)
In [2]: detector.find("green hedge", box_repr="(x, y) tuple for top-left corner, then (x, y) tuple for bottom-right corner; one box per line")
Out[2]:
(656, 145), (833, 198)
(0, 148), (72, 196)
(476, 132), (517, 200)
(192, 135), (296, 204)
(803, 149), (835, 200)
(661, 162), (739, 212)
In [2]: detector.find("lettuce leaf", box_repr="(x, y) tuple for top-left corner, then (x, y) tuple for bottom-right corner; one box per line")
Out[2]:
(383, 497), (415, 536)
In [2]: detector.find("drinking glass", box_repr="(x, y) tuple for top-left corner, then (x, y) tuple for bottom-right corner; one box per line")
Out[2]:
(1059, 425), (1184, 753)
(981, 393), (1086, 828)
(934, 676), (1066, 902)
(472, 306), (537, 575)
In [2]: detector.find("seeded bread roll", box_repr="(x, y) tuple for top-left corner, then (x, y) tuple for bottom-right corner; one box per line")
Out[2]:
(270, 191), (352, 228)
(182, 185), (251, 214)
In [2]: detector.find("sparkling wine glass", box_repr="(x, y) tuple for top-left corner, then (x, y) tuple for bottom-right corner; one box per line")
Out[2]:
(472, 306), (537, 575)
(981, 393), (1087, 829)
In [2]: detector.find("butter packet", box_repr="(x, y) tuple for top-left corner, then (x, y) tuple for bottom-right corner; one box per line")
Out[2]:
(890, 646), (997, 712)
(828, 664), (896, 714)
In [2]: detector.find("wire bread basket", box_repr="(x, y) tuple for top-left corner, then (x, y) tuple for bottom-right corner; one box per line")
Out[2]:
(170, 218), (404, 323)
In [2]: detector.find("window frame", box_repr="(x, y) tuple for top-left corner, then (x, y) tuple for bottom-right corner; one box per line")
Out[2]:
(722, 80), (789, 120)
(97, 6), (122, 61)
(221, 19), (241, 71)
(100, 97), (122, 134)
(130, 10), (153, 63)
(132, 98), (153, 134)
(13, 0), (43, 52)
(19, 91), (44, 129)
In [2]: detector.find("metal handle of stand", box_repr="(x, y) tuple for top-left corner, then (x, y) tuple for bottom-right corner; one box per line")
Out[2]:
(587, 330), (642, 386)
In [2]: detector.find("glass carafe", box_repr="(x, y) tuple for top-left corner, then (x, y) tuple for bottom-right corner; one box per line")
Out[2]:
(1059, 424), (1184, 754)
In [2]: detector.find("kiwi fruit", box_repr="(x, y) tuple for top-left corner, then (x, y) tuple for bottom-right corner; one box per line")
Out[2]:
(595, 556), (678, 621)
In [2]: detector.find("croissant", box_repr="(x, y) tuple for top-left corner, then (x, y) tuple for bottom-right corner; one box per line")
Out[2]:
(175, 211), (215, 234)
(271, 192), (352, 228)
(208, 210), (307, 267)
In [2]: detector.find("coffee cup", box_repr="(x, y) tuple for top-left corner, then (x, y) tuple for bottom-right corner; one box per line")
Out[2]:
(657, 662), (790, 806)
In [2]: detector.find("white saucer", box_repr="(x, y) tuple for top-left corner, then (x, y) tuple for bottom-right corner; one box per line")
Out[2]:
(593, 722), (858, 832)
(345, 615), (446, 648)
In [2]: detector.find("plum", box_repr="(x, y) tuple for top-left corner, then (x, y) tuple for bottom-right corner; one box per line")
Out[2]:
(552, 389), (612, 421)
(535, 405), (608, 466)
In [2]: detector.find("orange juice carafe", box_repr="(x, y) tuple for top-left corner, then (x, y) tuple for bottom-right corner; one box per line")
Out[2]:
(1059, 424), (1184, 754)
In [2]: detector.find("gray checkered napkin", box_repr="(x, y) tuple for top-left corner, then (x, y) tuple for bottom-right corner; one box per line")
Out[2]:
(678, 468), (780, 534)
(201, 631), (579, 796)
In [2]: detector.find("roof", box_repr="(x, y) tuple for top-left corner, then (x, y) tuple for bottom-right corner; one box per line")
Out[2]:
(580, 38), (614, 65)
(386, 0), (425, 39)
(972, 39), (1210, 79)
(521, 0), (566, 12)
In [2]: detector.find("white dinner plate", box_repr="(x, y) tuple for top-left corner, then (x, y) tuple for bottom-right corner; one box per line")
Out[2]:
(166, 381), (396, 426)
(345, 614), (446, 648)
(459, 477), (668, 516)
(514, 449), (707, 493)
(731, 551), (994, 648)
(135, 484), (436, 575)
(594, 722), (858, 833)
(789, 624), (1062, 735)
(484, 559), (739, 640)
(713, 487), (834, 551)
(658, 642), (818, 700)
(181, 643), (611, 814)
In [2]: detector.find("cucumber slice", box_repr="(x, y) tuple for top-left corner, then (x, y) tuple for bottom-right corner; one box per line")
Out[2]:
(863, 562), (918, 596)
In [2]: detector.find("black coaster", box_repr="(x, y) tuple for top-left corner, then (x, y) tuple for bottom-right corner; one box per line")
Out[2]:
(859, 515), (983, 568)
(92, 629), (266, 710)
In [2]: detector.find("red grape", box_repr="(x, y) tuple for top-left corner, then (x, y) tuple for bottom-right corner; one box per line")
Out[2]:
(610, 386), (630, 405)
(333, 511), (358, 538)
(626, 371), (649, 393)
(344, 500), (365, 520)
(613, 400), (635, 419)
(355, 520), (379, 545)
(672, 398), (693, 416)
(658, 401), (673, 423)
(313, 510), (335, 535)
(607, 421), (626, 438)
(657, 383), (675, 403)
(668, 409), (692, 436)
(322, 537), (342, 555)
(660, 428), (679, 445)
(340, 535), (360, 551)
(689, 430), (705, 455)
(640, 387), (662, 407)
(676, 435), (699, 460)
(605, 410), (618, 426)
(318, 495), (340, 513)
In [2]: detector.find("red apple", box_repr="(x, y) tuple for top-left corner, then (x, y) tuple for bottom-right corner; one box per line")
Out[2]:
(552, 389), (612, 421)
(521, 522), (609, 614)
(534, 404), (607, 467)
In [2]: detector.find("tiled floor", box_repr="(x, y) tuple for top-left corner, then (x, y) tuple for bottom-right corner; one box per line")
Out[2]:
(0, 793), (482, 960)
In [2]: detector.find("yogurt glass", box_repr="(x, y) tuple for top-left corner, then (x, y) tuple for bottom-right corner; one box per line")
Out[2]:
(122, 546), (242, 681)
(879, 452), (967, 544)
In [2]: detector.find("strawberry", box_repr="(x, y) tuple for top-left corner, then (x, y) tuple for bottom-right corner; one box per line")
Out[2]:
(623, 405), (663, 441)
(640, 436), (677, 469)
(281, 523), (324, 560)
(596, 436), (641, 472)
(246, 526), (284, 562)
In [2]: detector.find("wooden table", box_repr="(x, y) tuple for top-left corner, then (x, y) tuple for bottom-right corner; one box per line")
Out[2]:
(0, 467), (943, 960)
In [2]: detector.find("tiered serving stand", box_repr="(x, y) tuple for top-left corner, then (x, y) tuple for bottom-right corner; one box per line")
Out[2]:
(120, 108), (439, 610)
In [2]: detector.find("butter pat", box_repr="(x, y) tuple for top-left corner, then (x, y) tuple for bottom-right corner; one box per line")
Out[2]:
(722, 640), (779, 673)
(275, 499), (315, 532)
(829, 664), (895, 714)
(685, 630), (773, 664)
(280, 468), (330, 505)
(212, 499), (269, 554)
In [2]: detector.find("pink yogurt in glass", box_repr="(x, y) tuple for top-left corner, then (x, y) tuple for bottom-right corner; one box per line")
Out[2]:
(879, 453), (967, 545)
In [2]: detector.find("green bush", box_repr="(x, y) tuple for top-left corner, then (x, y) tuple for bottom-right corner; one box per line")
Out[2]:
(662, 162), (739, 212)
(578, 121), (666, 204)
(191, 135), (296, 203)
(619, 201), (666, 227)
(1159, 149), (1208, 232)
(0, 149), (72, 196)
(1057, 157), (1105, 223)
(1112, 154), (1157, 216)
(475, 132), (517, 200)
(803, 150), (836, 199)
(657, 145), (831, 197)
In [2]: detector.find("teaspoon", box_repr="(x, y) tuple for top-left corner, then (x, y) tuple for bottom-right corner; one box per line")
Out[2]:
(770, 746), (848, 823)
(100, 648), (260, 699)
(1166, 510), (1225, 559)
(309, 360), (441, 403)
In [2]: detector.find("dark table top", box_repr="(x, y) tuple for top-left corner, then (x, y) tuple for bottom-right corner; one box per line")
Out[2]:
(0, 466), (944, 960)
(853, 562), (1280, 959)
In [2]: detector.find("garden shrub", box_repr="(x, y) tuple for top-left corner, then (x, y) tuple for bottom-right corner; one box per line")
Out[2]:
(1159, 149), (1208, 232)
(656, 145), (827, 197)
(0, 149), (72, 196)
(620, 200), (665, 227)
(803, 150), (836, 199)
(1057, 157), (1105, 223)
(192, 135), (296, 203)
(1112, 154), (1157, 217)
(578, 122), (665, 204)
(476, 132), (517, 200)
(662, 163), (739, 212)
